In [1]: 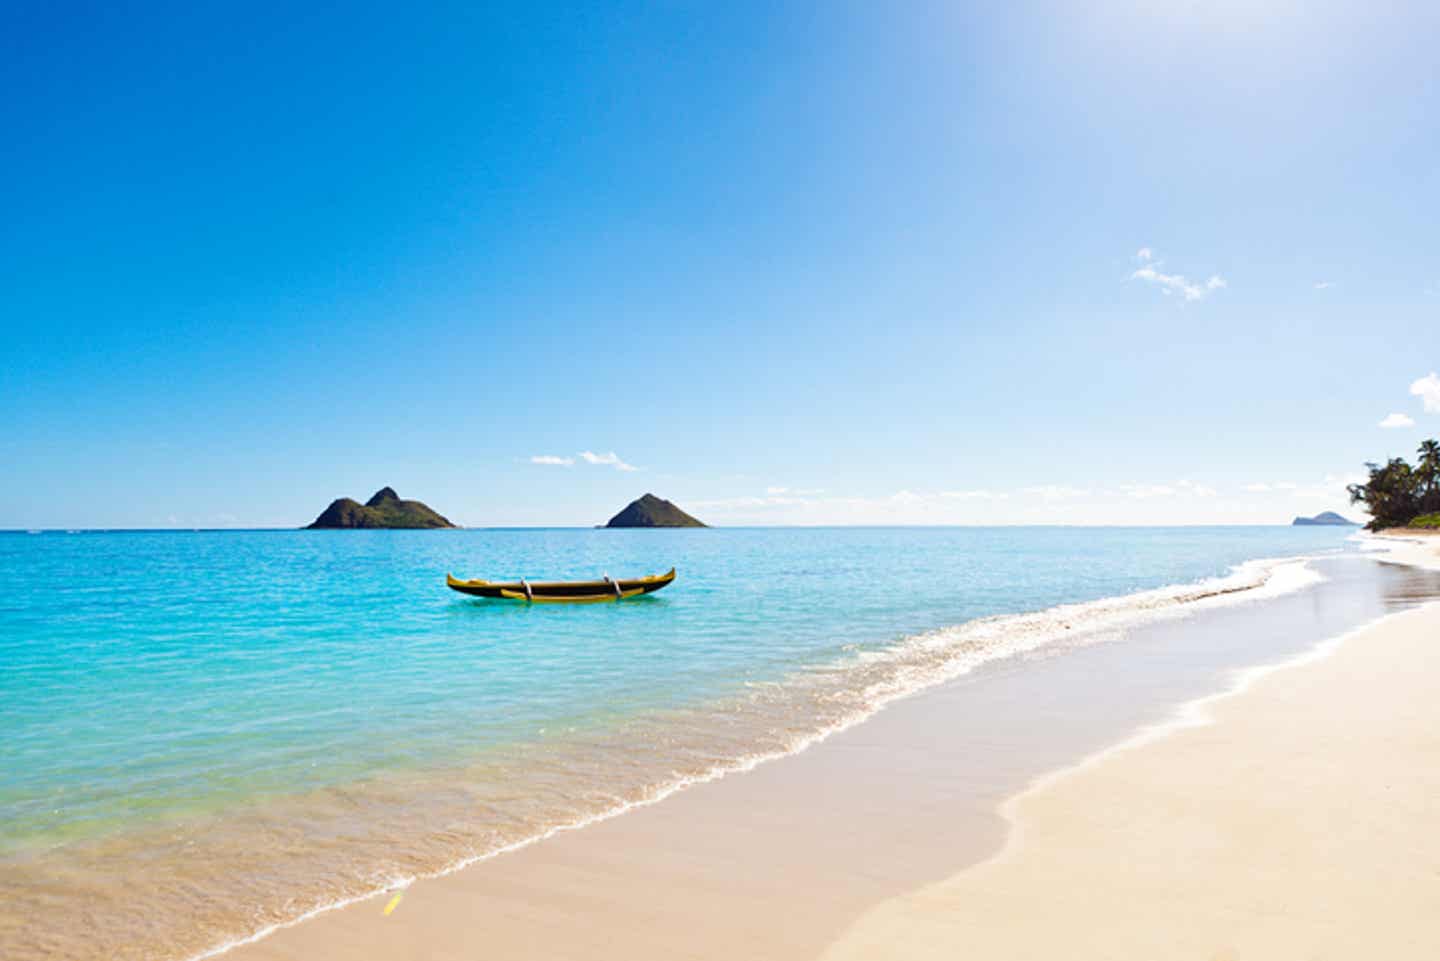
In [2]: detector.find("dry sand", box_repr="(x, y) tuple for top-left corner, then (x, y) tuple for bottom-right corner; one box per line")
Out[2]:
(822, 535), (1440, 961)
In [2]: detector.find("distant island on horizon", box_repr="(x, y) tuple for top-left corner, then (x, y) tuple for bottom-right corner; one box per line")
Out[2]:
(306, 487), (456, 529)
(299, 488), (707, 530)
(605, 493), (707, 528)
(1291, 511), (1358, 527)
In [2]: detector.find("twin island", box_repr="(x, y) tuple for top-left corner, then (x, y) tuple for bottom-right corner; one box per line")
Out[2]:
(306, 488), (706, 529)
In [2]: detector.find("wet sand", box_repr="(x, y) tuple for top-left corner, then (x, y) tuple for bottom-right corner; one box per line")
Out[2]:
(824, 536), (1440, 960)
(221, 544), (1440, 961)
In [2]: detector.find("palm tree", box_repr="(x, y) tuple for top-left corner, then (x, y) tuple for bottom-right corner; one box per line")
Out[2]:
(1418, 439), (1440, 513)
(1349, 457), (1420, 530)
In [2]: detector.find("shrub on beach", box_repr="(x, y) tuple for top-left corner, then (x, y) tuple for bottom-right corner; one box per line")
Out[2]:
(1411, 513), (1440, 530)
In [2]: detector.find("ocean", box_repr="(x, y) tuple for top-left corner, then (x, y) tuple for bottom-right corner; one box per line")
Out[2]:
(0, 526), (1365, 959)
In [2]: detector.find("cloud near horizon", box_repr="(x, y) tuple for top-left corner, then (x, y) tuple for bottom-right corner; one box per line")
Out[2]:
(530, 454), (575, 466)
(1411, 372), (1440, 413)
(1118, 479), (1218, 499)
(686, 472), (1360, 525)
(1130, 248), (1226, 303)
(1378, 412), (1416, 429)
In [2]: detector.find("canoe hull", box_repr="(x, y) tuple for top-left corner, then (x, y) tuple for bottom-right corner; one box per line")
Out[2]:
(446, 568), (676, 601)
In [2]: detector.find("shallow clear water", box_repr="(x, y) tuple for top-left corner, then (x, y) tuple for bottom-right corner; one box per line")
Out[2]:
(0, 526), (1355, 959)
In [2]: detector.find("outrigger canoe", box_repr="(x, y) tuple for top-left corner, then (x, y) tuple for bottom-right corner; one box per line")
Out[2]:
(446, 568), (676, 602)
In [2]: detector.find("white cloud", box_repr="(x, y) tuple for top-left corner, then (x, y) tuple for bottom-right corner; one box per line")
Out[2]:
(1240, 480), (1302, 493)
(1021, 485), (1091, 501)
(940, 489), (1008, 500)
(684, 469), (1372, 526)
(1176, 479), (1218, 497)
(1129, 249), (1227, 303)
(1118, 479), (1217, 499)
(1378, 412), (1416, 429)
(1121, 483), (1177, 499)
(1314, 281), (1334, 290)
(579, 450), (638, 471)
(532, 450), (640, 470)
(1411, 372), (1440, 413)
(1294, 472), (1367, 500)
(767, 485), (825, 496)
(691, 494), (806, 510)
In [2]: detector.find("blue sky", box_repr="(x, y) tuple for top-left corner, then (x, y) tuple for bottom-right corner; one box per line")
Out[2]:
(3, 1), (1437, 528)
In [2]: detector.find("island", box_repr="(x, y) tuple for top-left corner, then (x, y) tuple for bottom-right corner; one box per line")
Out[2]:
(1291, 511), (1358, 527)
(305, 487), (456, 529)
(604, 493), (707, 528)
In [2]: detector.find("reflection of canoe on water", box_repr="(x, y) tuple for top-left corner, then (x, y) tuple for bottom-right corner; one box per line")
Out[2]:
(445, 568), (676, 602)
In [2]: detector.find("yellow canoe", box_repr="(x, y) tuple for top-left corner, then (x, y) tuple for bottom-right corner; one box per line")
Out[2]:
(446, 568), (676, 602)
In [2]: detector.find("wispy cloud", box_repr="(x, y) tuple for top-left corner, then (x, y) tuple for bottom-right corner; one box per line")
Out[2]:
(940, 489), (1008, 500)
(1021, 485), (1091, 501)
(1240, 480), (1300, 493)
(1411, 372), (1440, 413)
(767, 485), (826, 496)
(1120, 483), (1176, 499)
(686, 473), (1368, 525)
(1379, 412), (1416, 429)
(1294, 472), (1367, 500)
(691, 493), (810, 510)
(1119, 479), (1217, 499)
(1129, 248), (1226, 303)
(1314, 281), (1334, 290)
(579, 450), (638, 471)
(530, 450), (638, 470)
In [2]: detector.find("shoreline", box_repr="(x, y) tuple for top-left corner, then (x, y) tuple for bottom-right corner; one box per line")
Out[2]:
(823, 533), (1440, 960)
(215, 545), (1440, 961)
(2, 530), (1357, 961)
(181, 555), (1322, 961)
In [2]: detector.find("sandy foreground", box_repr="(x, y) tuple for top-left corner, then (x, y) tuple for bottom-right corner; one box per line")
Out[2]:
(823, 535), (1440, 961)
(223, 537), (1440, 961)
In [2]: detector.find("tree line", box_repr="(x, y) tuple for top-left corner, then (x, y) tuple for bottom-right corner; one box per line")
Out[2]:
(1347, 439), (1440, 530)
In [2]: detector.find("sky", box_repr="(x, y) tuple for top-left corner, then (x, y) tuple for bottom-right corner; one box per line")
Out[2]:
(2, 1), (1438, 528)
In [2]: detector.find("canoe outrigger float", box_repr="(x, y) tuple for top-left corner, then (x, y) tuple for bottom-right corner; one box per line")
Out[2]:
(446, 568), (676, 603)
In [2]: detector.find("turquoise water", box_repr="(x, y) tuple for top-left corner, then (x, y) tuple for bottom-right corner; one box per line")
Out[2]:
(0, 525), (1354, 959)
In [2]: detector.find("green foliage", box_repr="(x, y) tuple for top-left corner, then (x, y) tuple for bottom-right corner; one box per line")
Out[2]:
(1348, 439), (1440, 530)
(1411, 513), (1440, 530)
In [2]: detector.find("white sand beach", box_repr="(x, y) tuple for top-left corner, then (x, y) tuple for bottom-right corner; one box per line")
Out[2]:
(823, 535), (1440, 961)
